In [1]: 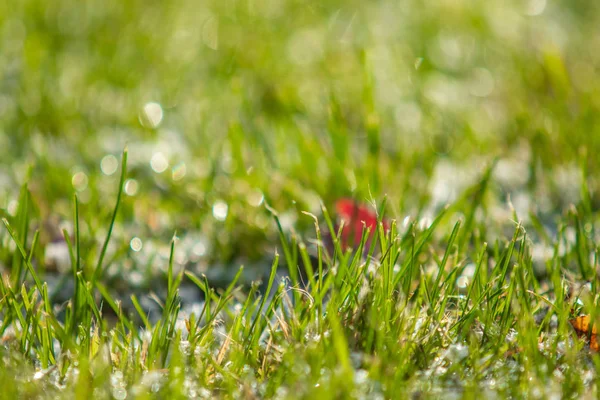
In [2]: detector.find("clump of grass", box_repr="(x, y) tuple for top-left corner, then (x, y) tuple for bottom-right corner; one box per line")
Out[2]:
(0, 150), (599, 399)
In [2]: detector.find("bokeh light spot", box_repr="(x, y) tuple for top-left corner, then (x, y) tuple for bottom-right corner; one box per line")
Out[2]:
(469, 68), (495, 97)
(524, 0), (546, 16)
(124, 179), (139, 196)
(150, 152), (169, 173)
(212, 200), (228, 221)
(101, 154), (118, 175)
(172, 161), (187, 181)
(130, 237), (143, 252)
(140, 102), (164, 128)
(72, 171), (88, 192)
(192, 241), (207, 257)
(247, 189), (264, 207)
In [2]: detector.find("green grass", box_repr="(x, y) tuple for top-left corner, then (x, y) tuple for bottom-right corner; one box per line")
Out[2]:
(2, 0), (600, 398)
(1, 152), (600, 398)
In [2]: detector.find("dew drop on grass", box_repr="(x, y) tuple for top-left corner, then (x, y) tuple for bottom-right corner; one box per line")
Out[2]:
(212, 200), (228, 221)
(100, 154), (118, 175)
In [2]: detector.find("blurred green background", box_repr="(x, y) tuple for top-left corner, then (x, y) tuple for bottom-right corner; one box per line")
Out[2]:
(1, 0), (599, 285)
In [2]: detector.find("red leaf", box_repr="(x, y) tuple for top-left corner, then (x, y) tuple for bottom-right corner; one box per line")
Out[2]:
(335, 199), (389, 249)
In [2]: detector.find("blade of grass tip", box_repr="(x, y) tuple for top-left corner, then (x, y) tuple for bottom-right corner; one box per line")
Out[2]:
(168, 233), (176, 294)
(499, 269), (517, 337)
(202, 275), (213, 324)
(95, 281), (133, 331)
(499, 223), (521, 285)
(594, 249), (600, 295)
(528, 210), (552, 245)
(340, 227), (372, 309)
(461, 242), (488, 317)
(131, 294), (151, 331)
(2, 218), (43, 295)
(147, 320), (162, 367)
(437, 258), (464, 296)
(315, 221), (324, 292)
(392, 205), (449, 288)
(71, 194), (81, 334)
(26, 229), (39, 265)
(457, 160), (497, 252)
(23, 229), (39, 287)
(93, 147), (128, 283)
(321, 201), (344, 265)
(327, 301), (354, 383)
(210, 266), (244, 311)
(39, 283), (58, 360)
(580, 148), (592, 216)
(375, 195), (388, 251)
(298, 242), (317, 290)
(266, 203), (297, 285)
(246, 252), (279, 347)
(571, 206), (591, 281)
(159, 243), (183, 351)
(432, 220), (461, 301)
(8, 295), (27, 337)
(45, 229), (76, 307)
(74, 194), (81, 275)
(185, 271), (206, 293)
(365, 220), (381, 264)
(514, 261), (532, 316)
(21, 284), (31, 316)
(185, 274), (212, 331)
(231, 283), (259, 341)
(78, 274), (103, 327)
(12, 184), (30, 289)
(60, 228), (76, 273)
(302, 211), (324, 289)
(405, 231), (416, 298)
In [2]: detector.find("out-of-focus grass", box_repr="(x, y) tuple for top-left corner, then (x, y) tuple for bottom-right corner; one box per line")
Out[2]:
(2, 0), (600, 262)
(1, 0), (600, 398)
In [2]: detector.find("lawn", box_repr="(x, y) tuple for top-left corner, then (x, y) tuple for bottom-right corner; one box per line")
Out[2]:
(1, 0), (600, 398)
